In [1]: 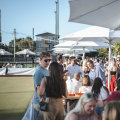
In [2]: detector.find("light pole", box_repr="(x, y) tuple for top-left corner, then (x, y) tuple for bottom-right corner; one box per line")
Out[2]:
(14, 29), (16, 63)
(55, 0), (59, 44)
(32, 28), (34, 51)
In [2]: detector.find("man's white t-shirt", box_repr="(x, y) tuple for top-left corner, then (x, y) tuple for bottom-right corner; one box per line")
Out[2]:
(67, 64), (83, 79)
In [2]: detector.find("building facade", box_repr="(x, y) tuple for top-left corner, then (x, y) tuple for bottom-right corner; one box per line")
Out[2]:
(35, 32), (58, 56)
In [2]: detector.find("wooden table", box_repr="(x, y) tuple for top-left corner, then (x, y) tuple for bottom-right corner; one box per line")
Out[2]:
(63, 95), (81, 113)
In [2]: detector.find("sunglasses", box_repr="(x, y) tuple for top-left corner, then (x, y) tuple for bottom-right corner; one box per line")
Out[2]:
(44, 59), (51, 63)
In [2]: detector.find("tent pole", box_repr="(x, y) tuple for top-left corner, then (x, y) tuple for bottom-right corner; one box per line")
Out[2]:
(108, 40), (112, 91)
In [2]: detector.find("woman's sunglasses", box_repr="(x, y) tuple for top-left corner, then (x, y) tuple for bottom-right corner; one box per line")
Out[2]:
(44, 59), (51, 63)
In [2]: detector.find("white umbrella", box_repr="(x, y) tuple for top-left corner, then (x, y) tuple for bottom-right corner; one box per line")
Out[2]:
(54, 51), (73, 54)
(15, 49), (36, 55)
(55, 41), (110, 61)
(55, 41), (110, 49)
(0, 49), (13, 55)
(53, 47), (97, 54)
(53, 47), (97, 51)
(53, 48), (97, 54)
(69, 0), (120, 30)
(68, 0), (120, 90)
(59, 26), (119, 63)
(59, 26), (120, 90)
(63, 54), (71, 57)
(59, 26), (120, 41)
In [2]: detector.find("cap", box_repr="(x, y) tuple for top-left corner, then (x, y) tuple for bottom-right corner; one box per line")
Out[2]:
(106, 91), (120, 102)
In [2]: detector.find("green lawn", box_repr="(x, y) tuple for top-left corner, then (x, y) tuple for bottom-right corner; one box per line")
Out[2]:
(0, 77), (34, 120)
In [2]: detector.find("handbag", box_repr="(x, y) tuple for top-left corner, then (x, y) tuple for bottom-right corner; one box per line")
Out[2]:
(39, 101), (48, 111)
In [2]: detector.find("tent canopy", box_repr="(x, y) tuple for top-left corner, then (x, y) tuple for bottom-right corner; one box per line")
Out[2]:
(0, 49), (13, 55)
(15, 49), (35, 55)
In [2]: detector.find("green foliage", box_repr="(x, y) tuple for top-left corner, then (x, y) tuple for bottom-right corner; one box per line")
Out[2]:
(113, 42), (120, 56)
(0, 43), (9, 51)
(8, 37), (36, 53)
(97, 42), (120, 57)
(97, 48), (109, 58)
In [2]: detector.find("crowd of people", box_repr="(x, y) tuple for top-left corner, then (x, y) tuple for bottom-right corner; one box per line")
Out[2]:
(22, 52), (120, 120)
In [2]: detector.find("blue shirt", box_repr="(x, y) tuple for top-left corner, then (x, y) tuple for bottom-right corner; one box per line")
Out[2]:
(32, 66), (49, 104)
(95, 64), (106, 84)
(89, 64), (106, 84)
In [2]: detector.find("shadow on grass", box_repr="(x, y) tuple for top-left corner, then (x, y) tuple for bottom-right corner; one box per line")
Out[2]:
(0, 110), (25, 120)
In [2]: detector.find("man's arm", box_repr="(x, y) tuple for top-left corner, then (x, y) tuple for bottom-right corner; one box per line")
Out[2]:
(38, 77), (46, 100)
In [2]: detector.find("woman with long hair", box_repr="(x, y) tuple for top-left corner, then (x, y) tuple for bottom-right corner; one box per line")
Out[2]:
(91, 77), (109, 119)
(65, 93), (98, 120)
(39, 62), (67, 120)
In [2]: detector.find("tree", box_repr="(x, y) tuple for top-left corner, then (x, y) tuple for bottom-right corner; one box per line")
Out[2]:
(0, 43), (9, 50)
(113, 42), (120, 56)
(8, 37), (36, 53)
(97, 42), (120, 58)
(97, 48), (109, 58)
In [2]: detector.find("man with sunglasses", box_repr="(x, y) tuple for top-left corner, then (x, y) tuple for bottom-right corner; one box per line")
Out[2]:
(32, 52), (52, 120)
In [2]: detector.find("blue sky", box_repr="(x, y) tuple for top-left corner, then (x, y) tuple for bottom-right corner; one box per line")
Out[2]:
(0, 0), (89, 45)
